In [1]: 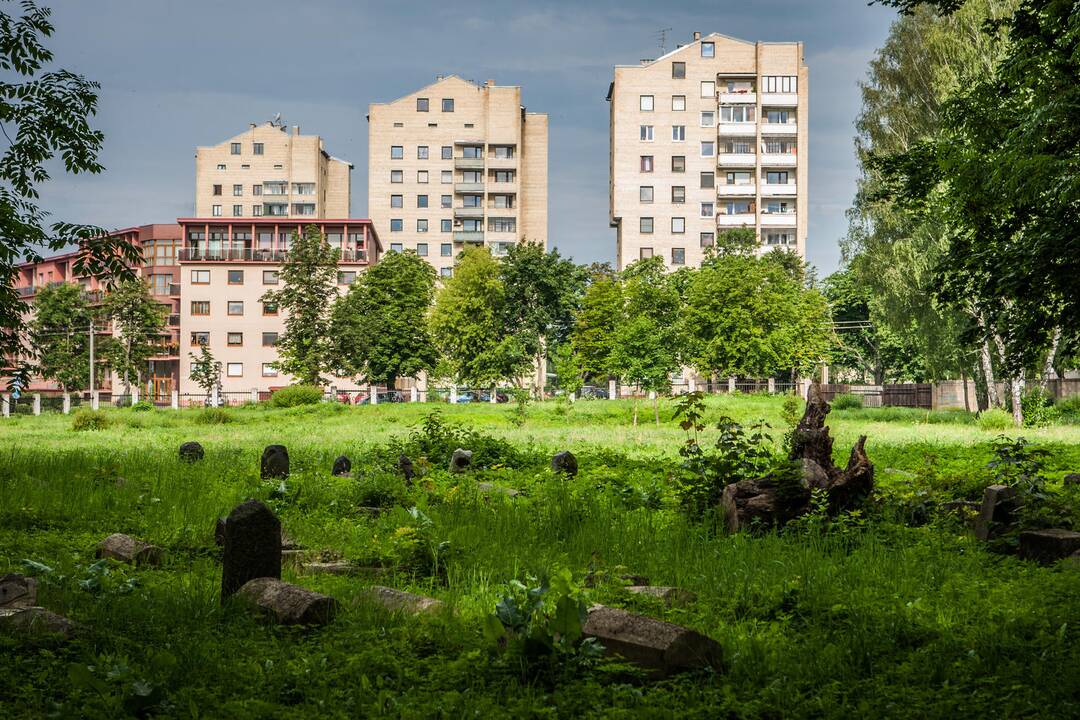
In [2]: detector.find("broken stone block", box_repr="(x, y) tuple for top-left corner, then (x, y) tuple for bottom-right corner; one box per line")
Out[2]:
(582, 605), (722, 677)
(359, 586), (444, 615)
(551, 450), (578, 477)
(974, 485), (1020, 542)
(1063, 473), (1080, 487)
(626, 586), (697, 607)
(0, 607), (79, 638)
(261, 444), (289, 479)
(234, 577), (337, 625)
(96, 533), (162, 567)
(0, 574), (38, 609)
(1019, 528), (1080, 564)
(303, 562), (354, 576)
(179, 441), (204, 462)
(449, 448), (472, 473)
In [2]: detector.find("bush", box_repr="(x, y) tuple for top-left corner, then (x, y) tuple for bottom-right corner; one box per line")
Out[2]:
(71, 410), (110, 431)
(978, 408), (1013, 431)
(195, 407), (233, 424)
(131, 400), (154, 412)
(1021, 390), (1058, 427)
(831, 393), (864, 410)
(269, 385), (324, 408)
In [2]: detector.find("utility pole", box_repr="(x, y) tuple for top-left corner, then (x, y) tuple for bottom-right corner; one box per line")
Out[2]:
(88, 321), (95, 397)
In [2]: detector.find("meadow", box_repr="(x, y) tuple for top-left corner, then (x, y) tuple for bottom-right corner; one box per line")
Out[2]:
(3, 395), (1080, 718)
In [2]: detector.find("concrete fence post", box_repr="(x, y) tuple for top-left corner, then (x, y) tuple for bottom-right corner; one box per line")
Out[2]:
(688, 376), (697, 393)
(91, 391), (99, 411)
(569, 390), (576, 403)
(171, 390), (179, 410)
(450, 385), (458, 404)
(251, 388), (259, 404)
(648, 390), (656, 401)
(728, 377), (736, 393)
(1, 394), (9, 418)
(211, 385), (220, 408)
(410, 387), (418, 403)
(490, 386), (497, 404)
(32, 394), (41, 416)
(608, 378), (616, 399)
(62, 393), (71, 414)
(369, 383), (378, 405)
(768, 377), (776, 394)
(131, 386), (139, 405)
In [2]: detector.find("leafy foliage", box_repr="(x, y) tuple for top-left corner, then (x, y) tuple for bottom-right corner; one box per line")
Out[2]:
(71, 408), (109, 431)
(187, 345), (220, 402)
(387, 410), (524, 470)
(28, 282), (92, 391)
(101, 279), (167, 395)
(268, 384), (323, 408)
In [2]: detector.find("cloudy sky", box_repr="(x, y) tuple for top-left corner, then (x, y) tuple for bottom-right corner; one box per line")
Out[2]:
(38, 0), (898, 274)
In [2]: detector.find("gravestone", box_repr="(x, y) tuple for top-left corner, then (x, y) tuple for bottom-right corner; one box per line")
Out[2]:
(96, 533), (162, 566)
(449, 448), (472, 473)
(974, 484), (1020, 542)
(179, 441), (204, 463)
(234, 577), (337, 625)
(260, 445), (289, 479)
(398, 454), (415, 484)
(331, 455), (351, 477)
(221, 499), (281, 601)
(582, 605), (722, 677)
(1018, 528), (1080, 563)
(551, 450), (578, 477)
(1063, 473), (1080, 487)
(360, 586), (444, 615)
(0, 607), (79, 638)
(626, 586), (697, 607)
(0, 574), (37, 609)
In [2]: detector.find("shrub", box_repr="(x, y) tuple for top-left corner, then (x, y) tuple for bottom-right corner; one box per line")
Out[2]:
(387, 410), (524, 469)
(195, 407), (233, 425)
(781, 394), (802, 427)
(269, 385), (324, 408)
(1056, 395), (1080, 415)
(1021, 390), (1058, 427)
(71, 409), (110, 431)
(131, 400), (154, 412)
(831, 393), (864, 410)
(978, 408), (1013, 431)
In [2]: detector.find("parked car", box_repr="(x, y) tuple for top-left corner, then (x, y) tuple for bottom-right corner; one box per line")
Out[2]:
(578, 385), (609, 400)
(359, 390), (405, 404)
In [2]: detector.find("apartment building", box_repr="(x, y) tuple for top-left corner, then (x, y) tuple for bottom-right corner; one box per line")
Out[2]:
(194, 120), (351, 220)
(608, 32), (808, 269)
(367, 76), (548, 276)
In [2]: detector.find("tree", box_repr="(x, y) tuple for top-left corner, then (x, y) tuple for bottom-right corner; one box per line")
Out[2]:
(328, 249), (437, 388)
(0, 2), (141, 386)
(429, 247), (529, 389)
(261, 225), (338, 386)
(102, 279), (167, 396)
(188, 345), (221, 405)
(549, 342), (584, 396)
(28, 282), (92, 392)
(570, 269), (624, 382)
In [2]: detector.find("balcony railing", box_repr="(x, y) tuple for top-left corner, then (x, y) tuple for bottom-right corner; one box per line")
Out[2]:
(16, 286), (34, 297)
(168, 283), (181, 296)
(761, 92), (799, 107)
(454, 157), (485, 170)
(717, 184), (756, 197)
(717, 153), (756, 167)
(167, 313), (180, 327)
(178, 247), (369, 263)
(454, 207), (484, 219)
(761, 122), (798, 135)
(760, 182), (798, 196)
(760, 212), (797, 227)
(453, 231), (484, 243)
(760, 153), (798, 167)
(454, 182), (484, 194)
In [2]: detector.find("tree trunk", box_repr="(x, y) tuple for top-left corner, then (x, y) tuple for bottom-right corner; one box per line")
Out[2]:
(979, 338), (999, 407)
(1011, 376), (1024, 427)
(961, 368), (971, 412)
(633, 398), (639, 427)
(1040, 326), (1061, 394)
(653, 393), (659, 426)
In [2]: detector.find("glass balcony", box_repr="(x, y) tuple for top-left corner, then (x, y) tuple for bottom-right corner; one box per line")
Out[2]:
(454, 182), (484, 194)
(453, 231), (484, 243)
(454, 207), (484, 219)
(454, 157), (485, 170)
(178, 247), (369, 263)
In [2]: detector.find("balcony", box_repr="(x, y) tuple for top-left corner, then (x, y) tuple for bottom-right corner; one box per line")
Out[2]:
(761, 92), (799, 107)
(760, 212), (797, 227)
(486, 156), (517, 170)
(16, 286), (34, 297)
(168, 283), (181, 296)
(719, 92), (757, 104)
(717, 184), (756, 197)
(454, 207), (484, 219)
(454, 231), (484, 243)
(761, 182), (798, 197)
(761, 123), (798, 136)
(760, 153), (798, 167)
(719, 122), (757, 137)
(717, 153), (756, 168)
(717, 213), (756, 227)
(454, 182), (484, 194)
(82, 290), (105, 304)
(178, 247), (369, 263)
(167, 313), (180, 327)
(454, 157), (484, 170)
(149, 344), (180, 359)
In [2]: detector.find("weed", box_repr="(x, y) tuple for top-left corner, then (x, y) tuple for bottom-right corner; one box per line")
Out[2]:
(71, 409), (110, 432)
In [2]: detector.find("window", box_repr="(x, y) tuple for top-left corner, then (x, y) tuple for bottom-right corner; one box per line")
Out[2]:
(639, 186), (654, 203)
(700, 81), (715, 98)
(488, 217), (516, 232)
(700, 202), (714, 217)
(440, 243), (452, 257)
(263, 270), (278, 285)
(491, 194), (514, 208)
(700, 232), (714, 248)
(726, 171), (753, 185)
(766, 110), (793, 124)
(262, 301), (278, 316)
(232, 204), (243, 217)
(462, 145), (483, 158)
(700, 111), (715, 127)
(417, 219), (428, 232)
(492, 146), (515, 159)
(639, 247), (653, 259)
(672, 156), (685, 172)
(639, 125), (654, 141)
(391, 194), (403, 208)
(216, 164), (226, 170)
(189, 331), (209, 347)
(227, 332), (243, 347)
(390, 219), (403, 232)
(640, 217), (654, 234)
(252, 184), (262, 196)
(762, 75), (798, 93)
(701, 141), (715, 157)
(672, 125), (685, 141)
(418, 145), (429, 160)
(253, 143), (263, 155)
(416, 242), (428, 256)
(262, 332), (278, 347)
(191, 269), (210, 284)
(293, 182), (315, 195)
(230, 142), (241, 155)
(672, 95), (686, 111)
(292, 203), (315, 216)
(233, 184), (243, 196)
(391, 145), (404, 159)
(191, 301), (209, 316)
(226, 363), (243, 378)
(766, 171), (790, 185)
(640, 155), (654, 172)
(701, 41), (715, 57)
(442, 98), (454, 112)
(764, 139), (797, 154)
(671, 186), (685, 203)
(463, 194), (482, 208)
(765, 200), (793, 214)
(417, 170), (428, 183)
(338, 271), (357, 285)
(700, 171), (714, 189)
(441, 146), (452, 160)
(721, 105), (756, 122)
(765, 231), (795, 246)
(441, 170), (452, 184)
(227, 270), (244, 285)
(441, 194), (451, 208)
(672, 217), (685, 234)
(227, 301), (244, 316)
(639, 95), (654, 111)
(461, 218), (482, 232)
(492, 170), (514, 183)
(441, 219), (452, 232)
(211, 205), (222, 216)
(391, 170), (403, 183)
(252, 205), (263, 217)
(723, 139), (754, 154)
(672, 248), (686, 265)
(417, 97), (429, 112)
(262, 363), (278, 377)
(417, 194), (428, 208)
(672, 61), (686, 79)
(440, 267), (453, 278)
(212, 184), (222, 196)
(390, 242), (403, 253)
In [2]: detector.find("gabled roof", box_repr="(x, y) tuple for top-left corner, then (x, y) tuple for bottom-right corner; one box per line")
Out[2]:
(370, 75), (511, 108)
(613, 31), (795, 69)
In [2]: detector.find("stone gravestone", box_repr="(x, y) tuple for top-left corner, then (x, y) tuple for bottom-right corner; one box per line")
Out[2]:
(449, 448), (472, 473)
(551, 450), (578, 477)
(234, 577), (337, 625)
(974, 484), (1020, 542)
(582, 605), (722, 677)
(179, 441), (204, 463)
(261, 445), (289, 479)
(221, 499), (281, 601)
(331, 455), (351, 477)
(1063, 473), (1080, 487)
(0, 574), (37, 609)
(398, 454), (415, 484)
(1019, 528), (1080, 563)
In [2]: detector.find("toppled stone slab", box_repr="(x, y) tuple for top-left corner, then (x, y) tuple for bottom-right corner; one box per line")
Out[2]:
(551, 450), (578, 477)
(234, 577), (337, 626)
(1019, 528), (1080, 564)
(0, 574), (38, 609)
(332, 455), (351, 477)
(582, 605), (722, 677)
(974, 484), (1020, 542)
(0, 607), (78, 638)
(303, 562), (354, 576)
(359, 586), (444, 615)
(179, 441), (204, 462)
(96, 533), (162, 567)
(449, 448), (472, 473)
(477, 482), (519, 498)
(626, 586), (697, 607)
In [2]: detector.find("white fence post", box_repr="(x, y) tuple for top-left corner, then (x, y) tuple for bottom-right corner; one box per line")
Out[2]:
(569, 390), (576, 403)
(91, 391), (99, 411)
(131, 386), (139, 405)
(32, 394), (41, 416)
(410, 387), (418, 403)
(171, 390), (179, 410)
(251, 388), (259, 404)
(369, 383), (378, 405)
(648, 390), (656, 401)
(1, 394), (8, 418)
(450, 385), (458, 404)
(768, 377), (776, 394)
(728, 377), (736, 393)
(211, 385), (220, 408)
(608, 379), (616, 399)
(689, 377), (697, 393)
(62, 393), (71, 414)
(490, 386), (497, 404)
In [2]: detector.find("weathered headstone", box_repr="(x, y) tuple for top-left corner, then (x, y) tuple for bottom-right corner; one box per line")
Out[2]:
(974, 484), (1020, 542)
(626, 586), (697, 607)
(449, 448), (472, 473)
(303, 561), (354, 576)
(214, 517), (227, 546)
(234, 577), (337, 625)
(96, 533), (162, 566)
(1019, 528), (1080, 563)
(1063, 473), (1080, 487)
(0, 607), (78, 638)
(331, 455), (351, 477)
(582, 605), (722, 677)
(221, 499), (281, 601)
(260, 445), (289, 479)
(360, 586), (444, 615)
(179, 441), (204, 463)
(551, 450), (578, 477)
(398, 454), (415, 484)
(0, 574), (37, 609)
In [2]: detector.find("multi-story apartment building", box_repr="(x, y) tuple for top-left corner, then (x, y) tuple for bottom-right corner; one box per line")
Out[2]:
(195, 120), (351, 220)
(608, 32), (808, 269)
(367, 76), (548, 276)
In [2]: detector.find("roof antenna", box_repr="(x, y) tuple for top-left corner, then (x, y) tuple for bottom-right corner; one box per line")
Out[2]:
(656, 27), (673, 54)
(271, 112), (283, 127)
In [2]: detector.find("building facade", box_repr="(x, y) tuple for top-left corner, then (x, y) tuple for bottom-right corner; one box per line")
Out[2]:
(608, 32), (808, 269)
(367, 76), (548, 276)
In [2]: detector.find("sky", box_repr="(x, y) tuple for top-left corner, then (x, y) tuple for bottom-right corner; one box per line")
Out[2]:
(37, 0), (898, 275)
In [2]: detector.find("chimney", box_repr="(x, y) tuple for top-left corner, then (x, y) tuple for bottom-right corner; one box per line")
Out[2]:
(693, 31), (701, 41)
(292, 125), (300, 136)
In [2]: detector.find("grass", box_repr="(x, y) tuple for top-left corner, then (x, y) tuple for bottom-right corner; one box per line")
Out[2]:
(2, 396), (1080, 718)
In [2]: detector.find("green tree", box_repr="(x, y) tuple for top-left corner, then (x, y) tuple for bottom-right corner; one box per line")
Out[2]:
(102, 279), (167, 396)
(570, 271), (624, 382)
(188, 345), (221, 405)
(28, 282), (92, 392)
(261, 225), (338, 386)
(1, 2), (141, 386)
(549, 342), (584, 396)
(328, 250), (437, 388)
(429, 247), (529, 389)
